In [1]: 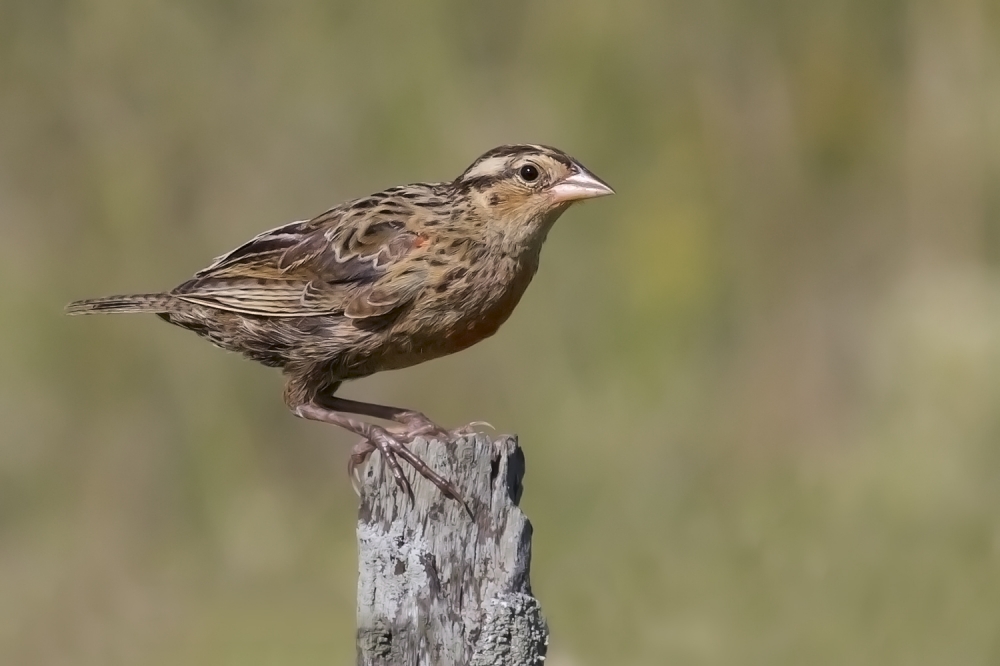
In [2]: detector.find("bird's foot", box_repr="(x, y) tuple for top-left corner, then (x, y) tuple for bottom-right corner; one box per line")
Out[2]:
(393, 411), (495, 442)
(391, 411), (457, 442)
(347, 426), (468, 514)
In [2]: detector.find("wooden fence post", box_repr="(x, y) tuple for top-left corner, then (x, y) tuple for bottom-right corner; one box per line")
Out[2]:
(356, 434), (548, 666)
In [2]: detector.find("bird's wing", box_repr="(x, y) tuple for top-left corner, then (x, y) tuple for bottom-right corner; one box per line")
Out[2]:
(172, 200), (431, 318)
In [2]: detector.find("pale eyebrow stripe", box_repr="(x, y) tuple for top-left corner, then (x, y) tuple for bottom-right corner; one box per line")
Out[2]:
(461, 156), (510, 181)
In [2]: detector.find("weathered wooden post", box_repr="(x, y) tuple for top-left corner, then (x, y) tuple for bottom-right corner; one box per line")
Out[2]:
(356, 434), (548, 666)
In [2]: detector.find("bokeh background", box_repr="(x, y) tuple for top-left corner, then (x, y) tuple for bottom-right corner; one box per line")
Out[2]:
(3, 1), (1000, 664)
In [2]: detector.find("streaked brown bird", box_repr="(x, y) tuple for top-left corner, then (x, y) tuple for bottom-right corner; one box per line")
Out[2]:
(67, 144), (614, 505)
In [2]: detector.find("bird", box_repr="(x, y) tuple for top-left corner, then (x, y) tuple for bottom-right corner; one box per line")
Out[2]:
(67, 143), (614, 506)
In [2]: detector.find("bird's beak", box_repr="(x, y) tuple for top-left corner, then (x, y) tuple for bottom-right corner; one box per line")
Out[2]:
(549, 167), (615, 203)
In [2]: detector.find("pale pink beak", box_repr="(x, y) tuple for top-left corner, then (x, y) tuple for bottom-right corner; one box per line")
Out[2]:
(549, 168), (615, 203)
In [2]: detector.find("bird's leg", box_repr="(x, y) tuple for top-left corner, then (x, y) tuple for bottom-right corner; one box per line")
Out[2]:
(319, 396), (492, 441)
(318, 395), (451, 441)
(292, 402), (465, 505)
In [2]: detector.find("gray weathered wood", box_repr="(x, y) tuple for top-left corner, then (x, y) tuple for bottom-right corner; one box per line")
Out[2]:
(356, 434), (548, 666)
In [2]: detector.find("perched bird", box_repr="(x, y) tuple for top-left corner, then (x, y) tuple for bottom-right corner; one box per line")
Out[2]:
(67, 144), (614, 504)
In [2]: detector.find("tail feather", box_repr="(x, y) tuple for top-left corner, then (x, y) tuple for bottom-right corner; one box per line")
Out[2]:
(65, 293), (174, 315)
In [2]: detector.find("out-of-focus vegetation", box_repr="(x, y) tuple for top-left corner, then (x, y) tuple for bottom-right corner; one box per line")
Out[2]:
(3, 1), (1000, 664)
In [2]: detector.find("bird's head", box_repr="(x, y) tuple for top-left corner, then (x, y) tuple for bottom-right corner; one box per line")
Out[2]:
(453, 144), (614, 250)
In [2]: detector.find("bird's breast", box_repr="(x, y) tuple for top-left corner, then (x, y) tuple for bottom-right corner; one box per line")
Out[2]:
(377, 253), (539, 369)
(445, 254), (538, 345)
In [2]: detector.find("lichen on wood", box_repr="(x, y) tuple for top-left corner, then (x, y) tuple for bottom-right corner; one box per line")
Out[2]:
(356, 434), (547, 666)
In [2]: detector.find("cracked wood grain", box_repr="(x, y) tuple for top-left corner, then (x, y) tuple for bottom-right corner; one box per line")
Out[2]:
(356, 434), (547, 666)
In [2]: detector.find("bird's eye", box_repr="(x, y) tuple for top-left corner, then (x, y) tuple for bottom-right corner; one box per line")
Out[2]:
(519, 164), (539, 182)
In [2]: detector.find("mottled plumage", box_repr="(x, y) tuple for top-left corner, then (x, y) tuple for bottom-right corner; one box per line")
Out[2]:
(68, 144), (614, 505)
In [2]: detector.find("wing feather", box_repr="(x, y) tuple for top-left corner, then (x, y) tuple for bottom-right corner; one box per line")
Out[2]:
(173, 192), (436, 319)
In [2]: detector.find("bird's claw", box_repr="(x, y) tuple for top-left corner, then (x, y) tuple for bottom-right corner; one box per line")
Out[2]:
(450, 420), (494, 436)
(393, 413), (452, 443)
(392, 419), (495, 443)
(348, 443), (371, 497)
(348, 427), (468, 513)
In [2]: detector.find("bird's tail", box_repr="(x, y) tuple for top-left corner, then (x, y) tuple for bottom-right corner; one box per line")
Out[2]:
(65, 293), (175, 315)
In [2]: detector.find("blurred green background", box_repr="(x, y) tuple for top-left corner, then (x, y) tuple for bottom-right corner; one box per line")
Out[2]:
(3, 0), (1000, 664)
